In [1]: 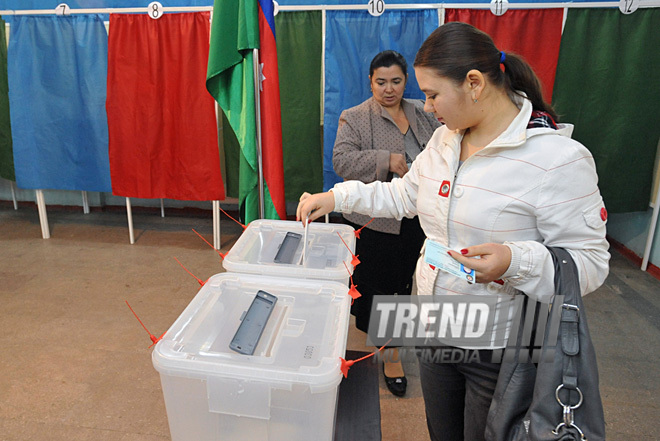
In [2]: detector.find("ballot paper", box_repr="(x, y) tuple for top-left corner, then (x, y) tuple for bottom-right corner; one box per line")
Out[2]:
(301, 216), (309, 265)
(424, 240), (476, 284)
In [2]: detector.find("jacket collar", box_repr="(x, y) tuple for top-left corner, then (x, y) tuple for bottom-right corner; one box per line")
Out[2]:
(400, 98), (420, 135)
(369, 96), (420, 135)
(437, 95), (574, 157)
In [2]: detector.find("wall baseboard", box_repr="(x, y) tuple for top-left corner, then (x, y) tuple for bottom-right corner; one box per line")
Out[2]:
(607, 235), (660, 281)
(0, 199), (239, 217)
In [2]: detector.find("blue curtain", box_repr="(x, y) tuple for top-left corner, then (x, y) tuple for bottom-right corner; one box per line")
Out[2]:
(323, 9), (439, 191)
(8, 15), (111, 192)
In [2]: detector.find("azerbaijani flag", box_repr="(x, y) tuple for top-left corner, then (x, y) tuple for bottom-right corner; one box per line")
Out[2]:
(206, 0), (286, 223)
(257, 0), (286, 221)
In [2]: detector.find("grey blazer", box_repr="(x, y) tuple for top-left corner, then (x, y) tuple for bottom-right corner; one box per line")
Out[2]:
(332, 97), (441, 234)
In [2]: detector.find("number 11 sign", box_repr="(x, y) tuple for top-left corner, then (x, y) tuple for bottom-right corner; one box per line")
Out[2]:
(490, 0), (509, 16)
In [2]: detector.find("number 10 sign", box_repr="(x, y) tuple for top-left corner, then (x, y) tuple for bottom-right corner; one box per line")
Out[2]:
(368, 0), (386, 17)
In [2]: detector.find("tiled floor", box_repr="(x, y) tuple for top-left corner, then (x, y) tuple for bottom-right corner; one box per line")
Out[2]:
(1, 205), (659, 440)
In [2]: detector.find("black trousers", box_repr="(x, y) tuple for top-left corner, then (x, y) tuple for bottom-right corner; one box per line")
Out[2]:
(344, 216), (425, 334)
(417, 347), (501, 441)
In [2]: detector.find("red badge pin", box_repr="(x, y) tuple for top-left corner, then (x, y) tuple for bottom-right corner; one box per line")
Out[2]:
(438, 180), (451, 197)
(600, 207), (608, 221)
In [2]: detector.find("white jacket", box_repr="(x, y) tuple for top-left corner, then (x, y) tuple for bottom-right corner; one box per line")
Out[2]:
(332, 97), (609, 343)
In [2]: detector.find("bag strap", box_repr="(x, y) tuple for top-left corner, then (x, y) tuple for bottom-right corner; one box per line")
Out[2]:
(561, 304), (579, 388)
(548, 247), (587, 440)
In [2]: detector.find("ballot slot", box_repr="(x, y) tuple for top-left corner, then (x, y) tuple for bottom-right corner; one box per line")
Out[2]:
(273, 232), (302, 264)
(229, 290), (278, 355)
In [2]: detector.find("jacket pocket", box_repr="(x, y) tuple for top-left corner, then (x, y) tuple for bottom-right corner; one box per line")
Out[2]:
(582, 198), (607, 229)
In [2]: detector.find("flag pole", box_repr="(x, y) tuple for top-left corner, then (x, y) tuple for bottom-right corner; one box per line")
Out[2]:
(253, 48), (265, 220)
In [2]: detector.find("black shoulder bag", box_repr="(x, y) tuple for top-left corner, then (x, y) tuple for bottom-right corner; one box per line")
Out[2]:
(485, 247), (606, 441)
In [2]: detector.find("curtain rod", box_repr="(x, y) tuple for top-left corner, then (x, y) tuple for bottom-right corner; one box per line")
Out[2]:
(1, 0), (659, 15)
(278, 0), (659, 10)
(0, 6), (212, 15)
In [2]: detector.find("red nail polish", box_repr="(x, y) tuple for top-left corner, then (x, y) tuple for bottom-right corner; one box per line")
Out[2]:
(461, 249), (468, 255)
(447, 251), (452, 256)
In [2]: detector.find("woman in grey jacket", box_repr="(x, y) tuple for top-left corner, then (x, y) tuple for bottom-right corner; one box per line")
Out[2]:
(332, 50), (440, 396)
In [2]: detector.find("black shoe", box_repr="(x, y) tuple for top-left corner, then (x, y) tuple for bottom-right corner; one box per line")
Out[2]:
(383, 364), (407, 397)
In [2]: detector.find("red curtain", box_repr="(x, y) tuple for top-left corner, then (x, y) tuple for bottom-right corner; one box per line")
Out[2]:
(107, 12), (225, 201)
(446, 9), (564, 102)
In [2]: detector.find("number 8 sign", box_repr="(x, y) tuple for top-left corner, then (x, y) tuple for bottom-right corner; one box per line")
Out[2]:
(148, 1), (164, 19)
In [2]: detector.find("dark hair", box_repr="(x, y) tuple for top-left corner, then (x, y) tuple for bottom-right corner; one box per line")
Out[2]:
(414, 22), (558, 122)
(370, 50), (408, 77)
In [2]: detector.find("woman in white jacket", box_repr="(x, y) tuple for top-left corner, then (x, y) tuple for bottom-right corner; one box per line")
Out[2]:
(297, 22), (609, 441)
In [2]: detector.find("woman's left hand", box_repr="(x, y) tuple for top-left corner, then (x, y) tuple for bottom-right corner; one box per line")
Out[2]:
(389, 153), (409, 177)
(447, 243), (511, 284)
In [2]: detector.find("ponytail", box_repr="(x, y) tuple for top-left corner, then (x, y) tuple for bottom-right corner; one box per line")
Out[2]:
(414, 22), (558, 122)
(501, 52), (558, 122)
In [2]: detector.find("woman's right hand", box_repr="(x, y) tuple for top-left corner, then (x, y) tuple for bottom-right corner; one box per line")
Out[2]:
(389, 153), (409, 177)
(296, 191), (336, 224)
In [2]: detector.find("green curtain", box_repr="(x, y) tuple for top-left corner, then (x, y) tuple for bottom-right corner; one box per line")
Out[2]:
(0, 17), (15, 182)
(275, 10), (323, 201)
(552, 8), (660, 213)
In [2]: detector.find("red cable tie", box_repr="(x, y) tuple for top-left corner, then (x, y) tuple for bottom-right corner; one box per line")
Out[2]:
(174, 256), (205, 286)
(217, 206), (247, 230)
(343, 261), (361, 304)
(149, 331), (167, 349)
(340, 339), (392, 378)
(337, 232), (360, 267)
(191, 228), (227, 260)
(354, 218), (374, 239)
(125, 300), (163, 348)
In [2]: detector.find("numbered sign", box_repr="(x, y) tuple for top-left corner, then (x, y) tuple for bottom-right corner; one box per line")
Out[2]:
(55, 3), (71, 16)
(490, 0), (509, 16)
(367, 0), (386, 17)
(148, 1), (164, 19)
(619, 0), (639, 14)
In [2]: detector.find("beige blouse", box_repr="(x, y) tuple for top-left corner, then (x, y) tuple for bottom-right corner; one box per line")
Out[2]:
(332, 97), (441, 234)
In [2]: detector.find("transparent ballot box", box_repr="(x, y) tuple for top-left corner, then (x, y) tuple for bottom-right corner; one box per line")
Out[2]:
(222, 219), (356, 282)
(152, 273), (351, 441)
